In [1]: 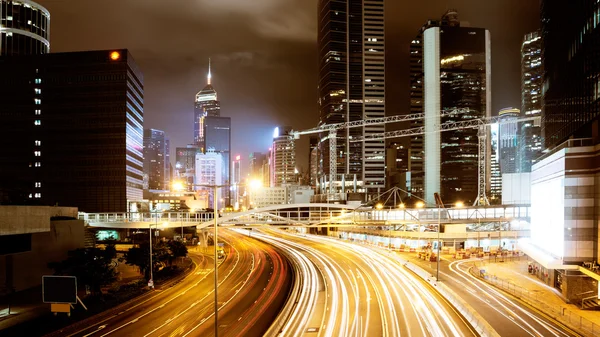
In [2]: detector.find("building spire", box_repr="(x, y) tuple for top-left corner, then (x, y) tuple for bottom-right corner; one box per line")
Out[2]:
(207, 58), (212, 85)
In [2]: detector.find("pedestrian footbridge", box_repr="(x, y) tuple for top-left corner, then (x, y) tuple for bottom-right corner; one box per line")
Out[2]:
(79, 203), (530, 229)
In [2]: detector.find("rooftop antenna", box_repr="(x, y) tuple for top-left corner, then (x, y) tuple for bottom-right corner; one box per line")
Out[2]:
(207, 58), (212, 85)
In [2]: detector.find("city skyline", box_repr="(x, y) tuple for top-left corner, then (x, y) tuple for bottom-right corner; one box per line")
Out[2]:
(38, 0), (539, 174)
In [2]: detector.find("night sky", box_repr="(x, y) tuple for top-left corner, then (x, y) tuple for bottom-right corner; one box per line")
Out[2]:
(38, 0), (539, 174)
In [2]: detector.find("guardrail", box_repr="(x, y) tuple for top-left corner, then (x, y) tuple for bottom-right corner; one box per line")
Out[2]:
(471, 264), (600, 337)
(401, 260), (501, 337)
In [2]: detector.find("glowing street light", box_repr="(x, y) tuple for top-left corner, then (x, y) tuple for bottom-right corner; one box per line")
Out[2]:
(172, 181), (185, 191)
(415, 201), (425, 208)
(398, 203), (405, 209)
(455, 201), (464, 208)
(375, 203), (384, 210)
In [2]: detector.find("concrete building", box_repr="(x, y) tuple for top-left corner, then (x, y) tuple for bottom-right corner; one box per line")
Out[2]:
(252, 187), (286, 209)
(317, 0), (386, 193)
(385, 142), (409, 191)
(0, 49), (144, 212)
(410, 10), (491, 205)
(0, 0), (50, 56)
(0, 206), (84, 292)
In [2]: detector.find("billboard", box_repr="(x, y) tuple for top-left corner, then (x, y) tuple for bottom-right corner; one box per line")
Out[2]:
(42, 275), (77, 304)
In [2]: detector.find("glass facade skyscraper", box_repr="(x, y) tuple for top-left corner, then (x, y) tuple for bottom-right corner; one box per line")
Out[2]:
(498, 108), (520, 175)
(0, 0), (50, 56)
(411, 10), (491, 205)
(317, 0), (385, 193)
(0, 49), (144, 212)
(143, 129), (169, 190)
(518, 31), (543, 172)
(541, 0), (600, 149)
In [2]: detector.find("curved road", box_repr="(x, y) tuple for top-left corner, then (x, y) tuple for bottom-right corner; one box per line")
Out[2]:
(59, 229), (291, 337)
(253, 229), (477, 337)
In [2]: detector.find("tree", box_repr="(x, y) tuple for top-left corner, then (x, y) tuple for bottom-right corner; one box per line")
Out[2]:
(123, 240), (189, 279)
(167, 240), (188, 265)
(48, 247), (117, 295)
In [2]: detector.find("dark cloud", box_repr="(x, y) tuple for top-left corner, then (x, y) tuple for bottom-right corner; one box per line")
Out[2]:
(38, 0), (538, 174)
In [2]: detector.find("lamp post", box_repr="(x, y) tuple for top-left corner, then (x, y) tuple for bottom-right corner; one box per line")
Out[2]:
(149, 210), (157, 288)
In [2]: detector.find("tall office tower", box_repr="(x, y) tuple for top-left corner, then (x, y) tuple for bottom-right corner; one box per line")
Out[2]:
(541, 1), (600, 149)
(249, 152), (266, 179)
(143, 129), (168, 190)
(317, 0), (385, 193)
(409, 10), (491, 205)
(0, 0), (50, 56)
(309, 137), (319, 187)
(498, 108), (520, 175)
(195, 150), (223, 209)
(271, 127), (296, 187)
(194, 59), (221, 149)
(0, 50), (144, 212)
(204, 116), (231, 203)
(518, 31), (543, 172)
(175, 145), (200, 191)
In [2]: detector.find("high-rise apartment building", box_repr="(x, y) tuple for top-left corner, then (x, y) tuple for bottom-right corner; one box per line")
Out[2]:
(317, 0), (386, 193)
(518, 31), (543, 172)
(0, 49), (144, 212)
(0, 0), (50, 56)
(271, 127), (296, 187)
(249, 152), (266, 179)
(410, 10), (491, 205)
(541, 1), (600, 149)
(498, 108), (520, 175)
(143, 129), (169, 190)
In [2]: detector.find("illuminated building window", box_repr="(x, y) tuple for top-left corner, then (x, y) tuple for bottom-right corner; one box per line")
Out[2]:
(35, 88), (41, 94)
(35, 182), (41, 188)
(35, 162), (41, 167)
(35, 79), (42, 84)
(34, 120), (41, 125)
(35, 109), (41, 115)
(35, 193), (41, 198)
(34, 98), (41, 104)
(35, 140), (41, 146)
(34, 151), (41, 157)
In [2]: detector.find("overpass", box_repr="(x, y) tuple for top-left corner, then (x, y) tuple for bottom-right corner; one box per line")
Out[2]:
(79, 203), (530, 229)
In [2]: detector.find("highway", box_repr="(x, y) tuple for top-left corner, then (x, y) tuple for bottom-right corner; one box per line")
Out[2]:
(59, 230), (291, 337)
(391, 249), (578, 337)
(251, 229), (477, 337)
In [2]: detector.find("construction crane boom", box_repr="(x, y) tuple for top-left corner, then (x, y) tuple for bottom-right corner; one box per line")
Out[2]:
(348, 115), (541, 206)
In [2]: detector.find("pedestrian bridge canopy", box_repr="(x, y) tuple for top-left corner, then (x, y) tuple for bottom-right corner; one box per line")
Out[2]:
(79, 203), (530, 229)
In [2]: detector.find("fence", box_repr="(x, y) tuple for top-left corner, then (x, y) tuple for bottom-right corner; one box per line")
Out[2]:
(471, 263), (600, 337)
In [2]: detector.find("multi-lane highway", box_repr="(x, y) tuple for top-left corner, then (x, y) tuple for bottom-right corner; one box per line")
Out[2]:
(389, 248), (579, 337)
(251, 229), (478, 337)
(56, 230), (291, 337)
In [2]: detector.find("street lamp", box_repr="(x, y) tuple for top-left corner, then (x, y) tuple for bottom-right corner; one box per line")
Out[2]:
(455, 201), (464, 208)
(415, 201), (425, 208)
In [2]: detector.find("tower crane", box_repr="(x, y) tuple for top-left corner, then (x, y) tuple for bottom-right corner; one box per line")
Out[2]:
(289, 108), (471, 192)
(349, 115), (541, 206)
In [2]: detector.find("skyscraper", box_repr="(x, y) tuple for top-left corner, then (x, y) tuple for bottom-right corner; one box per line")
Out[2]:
(194, 59), (221, 150)
(309, 136), (319, 187)
(175, 145), (200, 191)
(248, 152), (266, 179)
(195, 150), (223, 209)
(0, 49), (144, 212)
(541, 1), (600, 149)
(518, 31), (543, 172)
(498, 108), (520, 175)
(0, 0), (50, 56)
(271, 127), (296, 187)
(410, 10), (491, 205)
(143, 129), (169, 190)
(317, 0), (385, 193)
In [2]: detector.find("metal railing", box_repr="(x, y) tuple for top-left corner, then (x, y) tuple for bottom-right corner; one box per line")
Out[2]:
(471, 263), (600, 337)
